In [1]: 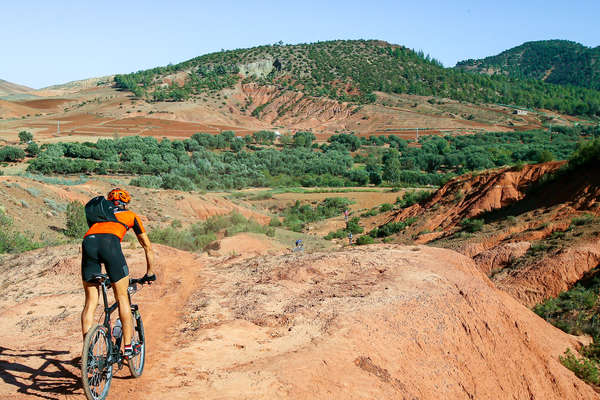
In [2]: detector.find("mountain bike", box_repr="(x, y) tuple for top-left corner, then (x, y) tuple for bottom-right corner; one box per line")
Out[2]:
(81, 273), (153, 400)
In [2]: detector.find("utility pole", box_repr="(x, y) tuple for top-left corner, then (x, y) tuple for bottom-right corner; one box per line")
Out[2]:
(57, 120), (60, 135)
(416, 127), (419, 142)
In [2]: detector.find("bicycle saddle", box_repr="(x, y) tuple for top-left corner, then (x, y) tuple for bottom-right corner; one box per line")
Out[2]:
(90, 273), (109, 282)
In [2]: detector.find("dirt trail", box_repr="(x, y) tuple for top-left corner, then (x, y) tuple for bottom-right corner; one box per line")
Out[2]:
(0, 244), (203, 400)
(1, 242), (597, 399)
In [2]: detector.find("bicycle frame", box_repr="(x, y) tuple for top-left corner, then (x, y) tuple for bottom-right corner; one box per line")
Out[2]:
(96, 278), (141, 368)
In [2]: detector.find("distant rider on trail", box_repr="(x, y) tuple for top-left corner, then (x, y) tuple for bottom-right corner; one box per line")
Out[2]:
(80, 188), (155, 359)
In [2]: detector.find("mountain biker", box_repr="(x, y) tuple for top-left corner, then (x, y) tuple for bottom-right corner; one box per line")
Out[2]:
(80, 188), (155, 359)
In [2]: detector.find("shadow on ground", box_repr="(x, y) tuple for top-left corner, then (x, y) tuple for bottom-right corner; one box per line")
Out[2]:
(0, 346), (82, 399)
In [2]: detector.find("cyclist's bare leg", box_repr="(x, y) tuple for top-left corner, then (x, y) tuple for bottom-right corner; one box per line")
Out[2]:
(112, 276), (133, 346)
(81, 281), (100, 339)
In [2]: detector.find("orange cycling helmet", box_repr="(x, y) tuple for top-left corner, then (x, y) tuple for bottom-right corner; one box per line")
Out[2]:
(107, 188), (131, 205)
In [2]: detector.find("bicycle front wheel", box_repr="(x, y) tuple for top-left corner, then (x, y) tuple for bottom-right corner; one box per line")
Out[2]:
(127, 310), (145, 378)
(82, 324), (113, 400)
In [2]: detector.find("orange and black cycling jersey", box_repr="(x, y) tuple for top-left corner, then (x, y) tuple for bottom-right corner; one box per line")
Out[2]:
(84, 209), (146, 241)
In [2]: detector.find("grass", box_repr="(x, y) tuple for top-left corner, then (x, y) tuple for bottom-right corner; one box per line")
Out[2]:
(0, 209), (43, 254)
(396, 190), (432, 208)
(148, 212), (274, 252)
(269, 187), (382, 195)
(16, 172), (88, 186)
(43, 198), (67, 213)
(460, 218), (484, 233)
(282, 197), (354, 232)
(572, 213), (597, 226)
(356, 235), (375, 245)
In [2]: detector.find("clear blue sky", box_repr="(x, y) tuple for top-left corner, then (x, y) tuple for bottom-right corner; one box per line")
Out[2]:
(2, 0), (598, 89)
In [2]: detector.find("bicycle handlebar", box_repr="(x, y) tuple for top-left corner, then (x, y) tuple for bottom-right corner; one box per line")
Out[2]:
(129, 273), (156, 286)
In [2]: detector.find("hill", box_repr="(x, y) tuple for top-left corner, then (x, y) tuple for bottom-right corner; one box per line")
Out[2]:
(114, 39), (600, 117)
(379, 157), (600, 304)
(456, 40), (600, 91)
(0, 79), (34, 99)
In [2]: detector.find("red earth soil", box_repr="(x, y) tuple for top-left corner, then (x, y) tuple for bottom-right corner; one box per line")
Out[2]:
(0, 244), (597, 399)
(382, 162), (600, 307)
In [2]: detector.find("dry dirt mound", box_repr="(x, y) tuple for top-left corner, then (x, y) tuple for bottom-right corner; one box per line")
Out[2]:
(381, 162), (600, 308)
(494, 241), (600, 307)
(207, 232), (287, 258)
(386, 161), (565, 237)
(0, 243), (596, 399)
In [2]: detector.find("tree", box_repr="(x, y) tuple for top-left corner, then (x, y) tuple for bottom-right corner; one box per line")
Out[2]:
(19, 131), (33, 143)
(383, 153), (402, 183)
(280, 134), (293, 146)
(25, 142), (40, 157)
(293, 131), (316, 148)
(221, 131), (235, 142)
(230, 138), (244, 153)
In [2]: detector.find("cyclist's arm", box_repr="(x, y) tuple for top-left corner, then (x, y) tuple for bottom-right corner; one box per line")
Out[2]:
(136, 232), (155, 276)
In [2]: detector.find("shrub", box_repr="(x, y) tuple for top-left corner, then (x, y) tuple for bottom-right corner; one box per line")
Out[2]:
(346, 217), (364, 234)
(161, 174), (195, 191)
(559, 349), (599, 385)
(396, 190), (431, 208)
(130, 175), (163, 189)
(572, 214), (596, 226)
(269, 217), (282, 227)
(460, 218), (484, 233)
(65, 201), (88, 238)
(379, 203), (393, 213)
(149, 226), (216, 251)
(361, 208), (379, 217)
(324, 229), (347, 240)
(0, 146), (26, 162)
(356, 235), (375, 245)
(149, 212), (270, 251)
(25, 142), (40, 157)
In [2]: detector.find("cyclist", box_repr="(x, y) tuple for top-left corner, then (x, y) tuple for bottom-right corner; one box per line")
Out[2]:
(80, 188), (155, 359)
(293, 239), (304, 252)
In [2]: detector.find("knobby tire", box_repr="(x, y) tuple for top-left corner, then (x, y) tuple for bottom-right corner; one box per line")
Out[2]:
(127, 311), (145, 378)
(81, 325), (113, 400)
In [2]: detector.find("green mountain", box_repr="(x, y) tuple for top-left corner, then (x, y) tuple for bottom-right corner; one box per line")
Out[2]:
(114, 39), (600, 117)
(456, 40), (600, 91)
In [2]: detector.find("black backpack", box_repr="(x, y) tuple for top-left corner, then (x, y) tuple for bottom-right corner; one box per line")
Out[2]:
(84, 196), (125, 228)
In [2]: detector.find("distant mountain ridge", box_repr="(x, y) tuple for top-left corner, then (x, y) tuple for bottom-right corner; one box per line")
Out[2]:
(455, 40), (600, 90)
(113, 39), (600, 117)
(0, 79), (33, 97)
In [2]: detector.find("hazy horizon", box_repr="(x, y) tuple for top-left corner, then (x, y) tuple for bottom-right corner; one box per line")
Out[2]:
(2, 0), (599, 89)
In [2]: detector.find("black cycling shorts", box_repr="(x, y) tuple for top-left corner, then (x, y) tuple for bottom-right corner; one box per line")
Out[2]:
(81, 234), (129, 283)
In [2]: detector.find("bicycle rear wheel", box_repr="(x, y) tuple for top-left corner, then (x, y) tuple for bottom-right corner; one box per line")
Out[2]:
(127, 310), (145, 377)
(81, 325), (113, 400)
